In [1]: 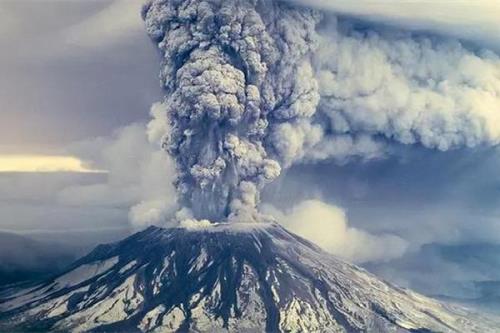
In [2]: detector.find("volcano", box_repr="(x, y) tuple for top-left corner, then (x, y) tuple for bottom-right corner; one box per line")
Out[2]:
(0, 223), (497, 332)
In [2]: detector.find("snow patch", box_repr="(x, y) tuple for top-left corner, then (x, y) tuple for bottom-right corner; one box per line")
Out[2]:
(55, 274), (143, 332)
(139, 305), (166, 332)
(119, 260), (137, 274)
(155, 306), (185, 332)
(188, 248), (208, 273)
(54, 256), (119, 290)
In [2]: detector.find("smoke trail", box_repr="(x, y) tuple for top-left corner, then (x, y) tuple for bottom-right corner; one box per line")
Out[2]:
(143, 0), (500, 223)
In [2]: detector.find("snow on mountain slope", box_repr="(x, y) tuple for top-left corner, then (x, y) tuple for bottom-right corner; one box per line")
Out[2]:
(0, 223), (498, 332)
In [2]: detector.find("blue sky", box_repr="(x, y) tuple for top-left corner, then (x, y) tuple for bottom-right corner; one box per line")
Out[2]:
(1, 0), (500, 307)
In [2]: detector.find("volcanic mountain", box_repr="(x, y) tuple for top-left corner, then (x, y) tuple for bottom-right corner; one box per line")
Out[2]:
(0, 223), (498, 332)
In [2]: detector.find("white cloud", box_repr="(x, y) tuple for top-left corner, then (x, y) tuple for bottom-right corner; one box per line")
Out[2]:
(59, 121), (177, 227)
(264, 200), (408, 263)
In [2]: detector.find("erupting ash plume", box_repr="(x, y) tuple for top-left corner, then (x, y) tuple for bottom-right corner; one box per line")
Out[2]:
(142, 0), (322, 222)
(142, 0), (500, 223)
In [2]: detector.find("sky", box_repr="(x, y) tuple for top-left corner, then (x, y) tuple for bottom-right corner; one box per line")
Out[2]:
(1, 0), (500, 307)
(0, 0), (162, 153)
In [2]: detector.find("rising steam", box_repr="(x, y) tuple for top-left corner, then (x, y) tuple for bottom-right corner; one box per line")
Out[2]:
(142, 0), (500, 223)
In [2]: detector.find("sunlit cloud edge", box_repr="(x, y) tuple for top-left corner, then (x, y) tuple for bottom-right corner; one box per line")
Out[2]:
(0, 155), (108, 174)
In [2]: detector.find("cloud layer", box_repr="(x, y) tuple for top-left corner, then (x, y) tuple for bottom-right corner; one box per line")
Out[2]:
(0, 0), (162, 151)
(0, 119), (177, 235)
(63, 120), (178, 227)
(289, 0), (500, 50)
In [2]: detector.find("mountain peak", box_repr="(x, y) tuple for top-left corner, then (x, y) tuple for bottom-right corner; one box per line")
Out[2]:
(1, 223), (498, 332)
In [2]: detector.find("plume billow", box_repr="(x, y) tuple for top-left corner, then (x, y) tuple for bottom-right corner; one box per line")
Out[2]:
(143, 0), (321, 222)
(142, 0), (500, 224)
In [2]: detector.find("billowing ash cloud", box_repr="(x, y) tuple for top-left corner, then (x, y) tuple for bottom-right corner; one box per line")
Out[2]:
(314, 18), (500, 152)
(143, 0), (500, 223)
(142, 0), (321, 222)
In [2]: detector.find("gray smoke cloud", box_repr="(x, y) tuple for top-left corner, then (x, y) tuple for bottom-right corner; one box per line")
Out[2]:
(143, 0), (500, 223)
(314, 18), (500, 152)
(142, 0), (322, 222)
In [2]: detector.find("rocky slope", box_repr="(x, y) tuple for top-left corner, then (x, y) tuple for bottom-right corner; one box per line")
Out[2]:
(0, 223), (498, 332)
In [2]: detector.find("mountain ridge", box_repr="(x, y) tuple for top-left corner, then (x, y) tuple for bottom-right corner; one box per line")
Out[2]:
(1, 223), (498, 332)
(0, 231), (78, 287)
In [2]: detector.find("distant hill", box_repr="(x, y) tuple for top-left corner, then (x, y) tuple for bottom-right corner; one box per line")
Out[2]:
(365, 242), (500, 313)
(0, 228), (133, 287)
(0, 232), (77, 286)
